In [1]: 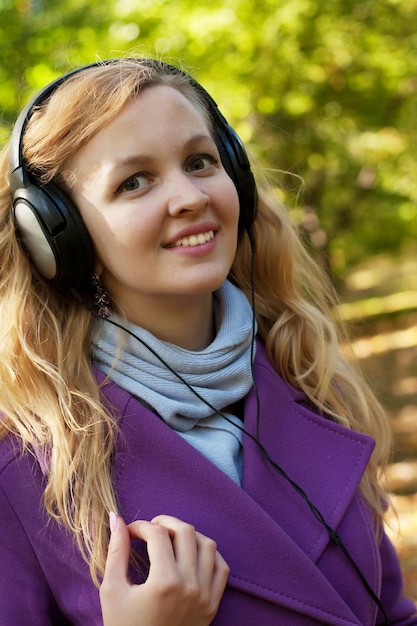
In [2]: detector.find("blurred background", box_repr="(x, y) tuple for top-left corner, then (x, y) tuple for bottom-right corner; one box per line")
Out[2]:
(1, 0), (416, 601)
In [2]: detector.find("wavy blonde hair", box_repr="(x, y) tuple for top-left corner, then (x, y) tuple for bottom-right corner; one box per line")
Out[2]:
(0, 58), (391, 586)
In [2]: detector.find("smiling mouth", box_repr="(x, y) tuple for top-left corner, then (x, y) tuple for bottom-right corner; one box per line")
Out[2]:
(167, 230), (215, 248)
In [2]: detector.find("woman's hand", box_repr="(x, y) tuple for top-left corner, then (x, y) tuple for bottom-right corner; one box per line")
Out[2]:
(100, 513), (230, 626)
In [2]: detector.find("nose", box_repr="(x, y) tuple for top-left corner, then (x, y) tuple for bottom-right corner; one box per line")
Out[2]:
(166, 171), (209, 217)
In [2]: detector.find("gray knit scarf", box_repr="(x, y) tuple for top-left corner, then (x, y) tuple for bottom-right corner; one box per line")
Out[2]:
(92, 280), (256, 484)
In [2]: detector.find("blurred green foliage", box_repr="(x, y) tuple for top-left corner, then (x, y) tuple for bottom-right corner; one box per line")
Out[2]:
(1, 0), (416, 280)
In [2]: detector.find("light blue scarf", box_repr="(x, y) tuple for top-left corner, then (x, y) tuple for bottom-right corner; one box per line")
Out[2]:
(92, 280), (256, 484)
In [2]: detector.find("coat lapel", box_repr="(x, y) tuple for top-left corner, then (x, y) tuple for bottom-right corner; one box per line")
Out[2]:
(97, 341), (376, 625)
(242, 342), (376, 562)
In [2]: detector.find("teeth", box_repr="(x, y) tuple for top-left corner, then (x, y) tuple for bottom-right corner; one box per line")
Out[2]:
(174, 230), (214, 247)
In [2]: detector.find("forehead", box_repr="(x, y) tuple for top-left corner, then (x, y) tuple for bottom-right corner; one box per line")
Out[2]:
(77, 86), (210, 151)
(66, 85), (213, 181)
(120, 84), (211, 139)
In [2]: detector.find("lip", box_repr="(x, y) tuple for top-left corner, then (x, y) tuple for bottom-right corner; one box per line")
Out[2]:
(163, 221), (218, 248)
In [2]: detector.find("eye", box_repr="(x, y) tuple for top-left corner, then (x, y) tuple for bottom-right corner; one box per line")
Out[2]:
(118, 173), (150, 193)
(187, 154), (218, 173)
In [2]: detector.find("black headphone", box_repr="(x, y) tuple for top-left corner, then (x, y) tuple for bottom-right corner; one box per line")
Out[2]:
(9, 59), (258, 292)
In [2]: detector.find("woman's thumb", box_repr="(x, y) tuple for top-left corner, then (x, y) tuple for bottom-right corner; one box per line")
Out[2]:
(101, 513), (131, 590)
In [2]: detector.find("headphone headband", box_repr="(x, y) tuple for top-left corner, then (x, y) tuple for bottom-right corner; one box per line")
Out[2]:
(10, 59), (258, 292)
(9, 62), (103, 180)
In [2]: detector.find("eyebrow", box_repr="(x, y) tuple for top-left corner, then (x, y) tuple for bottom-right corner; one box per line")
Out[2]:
(108, 132), (215, 175)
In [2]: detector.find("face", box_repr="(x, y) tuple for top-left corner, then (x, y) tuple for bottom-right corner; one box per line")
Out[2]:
(67, 85), (240, 326)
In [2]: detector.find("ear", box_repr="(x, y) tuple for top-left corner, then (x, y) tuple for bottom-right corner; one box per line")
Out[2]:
(94, 260), (104, 275)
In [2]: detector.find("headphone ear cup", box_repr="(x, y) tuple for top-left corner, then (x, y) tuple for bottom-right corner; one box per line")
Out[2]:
(212, 123), (258, 233)
(12, 180), (95, 292)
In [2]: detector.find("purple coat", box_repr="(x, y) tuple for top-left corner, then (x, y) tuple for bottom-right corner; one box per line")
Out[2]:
(0, 341), (416, 625)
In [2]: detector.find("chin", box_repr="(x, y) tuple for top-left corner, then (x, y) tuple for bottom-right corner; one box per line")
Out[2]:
(195, 274), (230, 294)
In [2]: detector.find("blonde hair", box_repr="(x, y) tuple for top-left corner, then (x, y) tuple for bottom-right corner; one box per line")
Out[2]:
(0, 58), (391, 586)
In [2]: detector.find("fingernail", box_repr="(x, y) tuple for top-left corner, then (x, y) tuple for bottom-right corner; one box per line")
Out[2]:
(109, 511), (118, 533)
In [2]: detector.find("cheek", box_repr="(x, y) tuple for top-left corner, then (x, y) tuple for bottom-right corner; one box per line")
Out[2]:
(219, 178), (241, 226)
(230, 194), (241, 234)
(79, 199), (153, 251)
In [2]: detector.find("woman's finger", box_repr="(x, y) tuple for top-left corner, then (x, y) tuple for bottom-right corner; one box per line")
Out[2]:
(100, 512), (137, 617)
(209, 551), (230, 610)
(151, 514), (230, 605)
(102, 515), (175, 590)
(127, 517), (182, 581)
(101, 513), (131, 591)
(150, 515), (199, 574)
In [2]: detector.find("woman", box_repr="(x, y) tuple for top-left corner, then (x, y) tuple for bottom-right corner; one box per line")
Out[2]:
(0, 57), (415, 625)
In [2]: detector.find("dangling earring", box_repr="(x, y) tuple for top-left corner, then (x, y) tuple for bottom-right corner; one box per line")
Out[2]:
(91, 273), (111, 319)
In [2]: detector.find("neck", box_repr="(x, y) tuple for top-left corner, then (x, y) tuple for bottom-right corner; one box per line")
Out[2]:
(118, 293), (215, 351)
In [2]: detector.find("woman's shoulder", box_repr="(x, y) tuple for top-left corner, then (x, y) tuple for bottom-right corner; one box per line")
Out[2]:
(0, 430), (23, 474)
(0, 431), (48, 560)
(93, 365), (160, 424)
(254, 338), (308, 403)
(0, 430), (43, 493)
